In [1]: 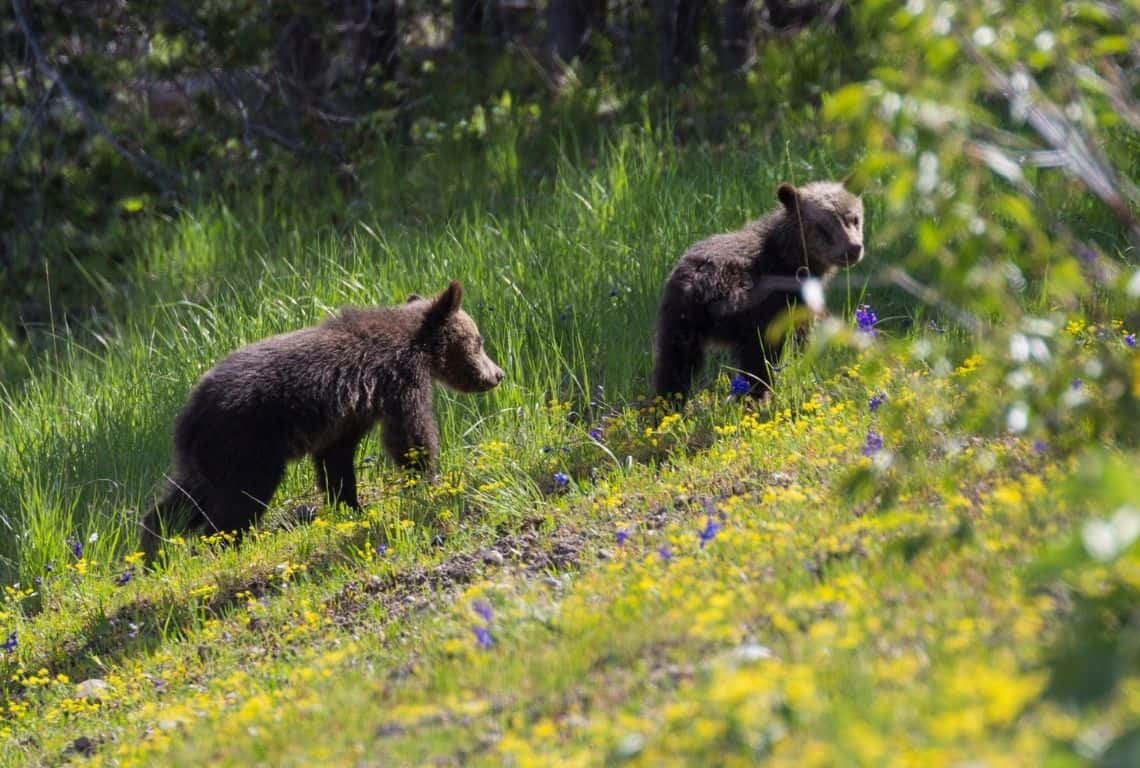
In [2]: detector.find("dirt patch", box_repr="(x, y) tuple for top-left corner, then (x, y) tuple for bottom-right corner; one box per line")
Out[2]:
(324, 524), (587, 631)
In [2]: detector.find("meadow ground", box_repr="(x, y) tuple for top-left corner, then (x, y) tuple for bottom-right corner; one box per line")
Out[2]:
(1, 127), (1139, 766)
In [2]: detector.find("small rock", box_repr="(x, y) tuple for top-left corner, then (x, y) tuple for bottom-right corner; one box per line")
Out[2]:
(731, 642), (774, 664)
(482, 549), (504, 566)
(542, 576), (563, 590)
(75, 678), (110, 700)
(615, 732), (646, 757)
(292, 504), (318, 523)
(156, 719), (181, 733)
(63, 736), (95, 757)
(596, 548), (613, 560)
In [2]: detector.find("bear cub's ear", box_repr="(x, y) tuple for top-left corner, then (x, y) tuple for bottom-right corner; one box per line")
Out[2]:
(424, 280), (464, 328)
(777, 183), (798, 210)
(407, 293), (423, 303)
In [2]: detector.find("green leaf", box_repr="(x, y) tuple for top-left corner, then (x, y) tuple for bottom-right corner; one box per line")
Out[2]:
(925, 38), (960, 72)
(119, 197), (147, 214)
(1025, 533), (1088, 583)
(823, 85), (868, 121)
(917, 221), (941, 255)
(1071, 2), (1114, 24)
(1092, 35), (1131, 56)
(886, 170), (915, 211)
(997, 194), (1035, 229)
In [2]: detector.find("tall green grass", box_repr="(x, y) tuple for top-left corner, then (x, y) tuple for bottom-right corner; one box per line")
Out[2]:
(0, 125), (878, 583)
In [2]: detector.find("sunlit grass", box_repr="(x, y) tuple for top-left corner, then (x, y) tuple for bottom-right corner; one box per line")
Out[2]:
(1, 120), (1138, 766)
(0, 126), (867, 582)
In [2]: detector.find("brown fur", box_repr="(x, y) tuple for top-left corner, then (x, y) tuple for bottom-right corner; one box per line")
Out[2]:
(141, 281), (503, 561)
(652, 180), (864, 402)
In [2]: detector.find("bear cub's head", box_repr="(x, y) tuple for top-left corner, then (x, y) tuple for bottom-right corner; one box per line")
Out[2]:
(413, 281), (505, 393)
(776, 181), (864, 276)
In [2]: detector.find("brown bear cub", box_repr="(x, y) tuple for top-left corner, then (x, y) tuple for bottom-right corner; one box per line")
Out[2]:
(652, 180), (864, 403)
(141, 281), (503, 561)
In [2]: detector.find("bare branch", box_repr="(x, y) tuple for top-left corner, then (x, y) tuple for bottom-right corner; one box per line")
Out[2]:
(10, 0), (181, 196)
(1, 81), (56, 175)
(961, 33), (1140, 247)
(882, 267), (984, 336)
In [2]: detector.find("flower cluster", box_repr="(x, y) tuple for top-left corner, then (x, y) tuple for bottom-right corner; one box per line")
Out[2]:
(472, 600), (494, 649)
(855, 304), (878, 336)
(862, 429), (883, 456)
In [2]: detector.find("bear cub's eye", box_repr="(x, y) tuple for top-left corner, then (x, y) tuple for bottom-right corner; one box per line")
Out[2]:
(849, 216), (860, 227)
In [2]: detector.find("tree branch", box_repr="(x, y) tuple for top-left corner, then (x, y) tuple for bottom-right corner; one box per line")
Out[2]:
(11, 0), (182, 197)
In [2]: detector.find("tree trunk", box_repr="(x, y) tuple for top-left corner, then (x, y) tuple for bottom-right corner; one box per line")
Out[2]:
(357, 0), (399, 78)
(496, 0), (538, 40)
(275, 15), (327, 106)
(453, 0), (486, 44)
(654, 0), (706, 86)
(547, 0), (607, 62)
(720, 0), (754, 71)
(765, 0), (835, 29)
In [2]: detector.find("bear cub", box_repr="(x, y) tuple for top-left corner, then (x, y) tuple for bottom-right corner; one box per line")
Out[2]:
(142, 281), (503, 561)
(652, 180), (864, 403)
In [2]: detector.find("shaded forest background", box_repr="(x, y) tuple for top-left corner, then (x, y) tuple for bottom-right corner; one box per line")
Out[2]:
(1, 0), (853, 352)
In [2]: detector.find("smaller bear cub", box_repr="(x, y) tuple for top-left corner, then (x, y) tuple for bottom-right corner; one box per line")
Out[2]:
(142, 281), (503, 561)
(652, 180), (864, 402)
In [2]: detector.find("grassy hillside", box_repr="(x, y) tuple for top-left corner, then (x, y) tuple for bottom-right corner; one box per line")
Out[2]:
(0, 126), (868, 582)
(1, 119), (1139, 766)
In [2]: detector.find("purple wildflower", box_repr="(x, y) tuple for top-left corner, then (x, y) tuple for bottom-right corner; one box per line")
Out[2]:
(699, 518), (722, 548)
(2, 632), (15, 653)
(68, 538), (83, 559)
(1070, 378), (1083, 391)
(553, 472), (570, 488)
(657, 545), (673, 562)
(855, 304), (879, 336)
(375, 543), (388, 558)
(1032, 439), (1048, 454)
(472, 600), (493, 624)
(868, 392), (887, 412)
(588, 427), (603, 441)
(616, 529), (630, 546)
(862, 429), (883, 456)
(472, 626), (494, 649)
(701, 496), (727, 521)
(115, 569), (134, 587)
(1126, 333), (1137, 349)
(730, 375), (752, 397)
